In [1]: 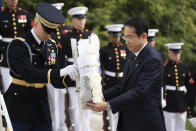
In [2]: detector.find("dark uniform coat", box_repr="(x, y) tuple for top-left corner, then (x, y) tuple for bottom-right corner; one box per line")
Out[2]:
(5, 31), (66, 124)
(104, 44), (166, 131)
(163, 60), (190, 113)
(0, 6), (31, 67)
(51, 24), (71, 68)
(100, 43), (129, 90)
(61, 28), (91, 87)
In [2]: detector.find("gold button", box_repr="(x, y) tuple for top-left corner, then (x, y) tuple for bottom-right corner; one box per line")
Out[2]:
(188, 106), (190, 110)
(14, 31), (17, 34)
(115, 52), (119, 55)
(176, 80), (179, 83)
(116, 59), (119, 62)
(4, 25), (7, 28)
(114, 48), (117, 51)
(175, 73), (178, 76)
(22, 24), (25, 27)
(117, 63), (120, 66)
(174, 65), (177, 68)
(34, 62), (37, 65)
(57, 32), (60, 35)
(58, 36), (61, 39)
(13, 18), (16, 21)
(174, 69), (178, 72)
(176, 76), (178, 79)
(13, 22), (16, 26)
(79, 34), (82, 37)
(116, 55), (119, 58)
(117, 67), (120, 70)
(109, 57), (112, 60)
(168, 74), (171, 77)
(13, 27), (17, 30)
(57, 28), (59, 31)
(14, 92), (17, 96)
(12, 14), (15, 17)
(14, 36), (17, 39)
(176, 83), (179, 87)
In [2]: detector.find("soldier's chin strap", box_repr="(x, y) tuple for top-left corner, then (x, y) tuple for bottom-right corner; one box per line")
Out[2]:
(6, 37), (32, 77)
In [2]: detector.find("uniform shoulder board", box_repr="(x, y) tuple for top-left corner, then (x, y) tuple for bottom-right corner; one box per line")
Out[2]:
(14, 37), (25, 42)
(49, 38), (56, 44)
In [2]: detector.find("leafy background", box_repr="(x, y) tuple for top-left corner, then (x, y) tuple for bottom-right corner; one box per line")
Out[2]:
(1, 0), (196, 130)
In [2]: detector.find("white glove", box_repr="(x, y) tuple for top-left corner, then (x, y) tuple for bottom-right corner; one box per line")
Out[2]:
(60, 64), (79, 80)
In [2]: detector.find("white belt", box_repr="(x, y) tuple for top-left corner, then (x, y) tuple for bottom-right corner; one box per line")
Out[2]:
(67, 58), (73, 63)
(1, 37), (13, 43)
(104, 70), (123, 77)
(166, 85), (187, 93)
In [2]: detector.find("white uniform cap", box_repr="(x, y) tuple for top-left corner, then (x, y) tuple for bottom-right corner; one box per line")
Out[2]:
(148, 29), (159, 37)
(67, 6), (88, 16)
(51, 3), (64, 10)
(105, 24), (124, 32)
(165, 43), (184, 49)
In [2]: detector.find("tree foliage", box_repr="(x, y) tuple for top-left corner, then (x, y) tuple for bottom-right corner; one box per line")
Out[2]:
(2, 0), (196, 69)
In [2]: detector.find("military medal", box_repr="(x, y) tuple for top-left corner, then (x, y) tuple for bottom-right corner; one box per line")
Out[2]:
(120, 50), (126, 57)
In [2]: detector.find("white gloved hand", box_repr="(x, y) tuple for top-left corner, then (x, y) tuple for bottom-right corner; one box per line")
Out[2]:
(60, 64), (79, 80)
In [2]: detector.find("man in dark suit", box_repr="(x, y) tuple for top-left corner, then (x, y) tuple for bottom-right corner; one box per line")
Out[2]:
(87, 16), (166, 131)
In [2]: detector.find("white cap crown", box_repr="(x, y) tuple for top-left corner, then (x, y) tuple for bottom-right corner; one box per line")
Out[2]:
(105, 24), (124, 32)
(165, 43), (184, 49)
(68, 6), (88, 16)
(148, 29), (159, 37)
(52, 3), (64, 10)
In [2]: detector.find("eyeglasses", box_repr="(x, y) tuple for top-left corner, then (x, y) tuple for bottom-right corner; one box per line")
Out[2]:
(122, 35), (136, 41)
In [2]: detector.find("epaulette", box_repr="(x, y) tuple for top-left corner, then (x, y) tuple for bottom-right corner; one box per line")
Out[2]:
(49, 38), (56, 44)
(15, 37), (25, 42)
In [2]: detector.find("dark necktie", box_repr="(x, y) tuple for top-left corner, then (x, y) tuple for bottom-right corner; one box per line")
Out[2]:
(126, 54), (136, 76)
(40, 41), (45, 49)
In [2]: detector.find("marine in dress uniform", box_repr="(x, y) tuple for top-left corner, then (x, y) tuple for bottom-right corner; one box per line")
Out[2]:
(163, 43), (190, 131)
(61, 6), (92, 131)
(0, 0), (31, 93)
(5, 2), (77, 131)
(47, 3), (71, 131)
(100, 24), (129, 131)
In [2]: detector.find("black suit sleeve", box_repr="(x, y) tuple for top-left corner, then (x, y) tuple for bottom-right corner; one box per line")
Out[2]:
(109, 58), (161, 113)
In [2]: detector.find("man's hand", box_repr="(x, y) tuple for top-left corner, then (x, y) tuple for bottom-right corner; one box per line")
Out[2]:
(86, 101), (106, 112)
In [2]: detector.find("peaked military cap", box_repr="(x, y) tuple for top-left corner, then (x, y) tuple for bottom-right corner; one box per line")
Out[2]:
(36, 2), (65, 34)
(148, 29), (159, 41)
(105, 24), (124, 36)
(68, 6), (88, 18)
(165, 43), (184, 53)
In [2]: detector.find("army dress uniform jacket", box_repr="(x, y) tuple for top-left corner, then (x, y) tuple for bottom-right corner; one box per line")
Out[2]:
(0, 6), (31, 67)
(51, 24), (71, 68)
(5, 31), (67, 124)
(163, 60), (190, 113)
(61, 28), (91, 87)
(100, 43), (129, 90)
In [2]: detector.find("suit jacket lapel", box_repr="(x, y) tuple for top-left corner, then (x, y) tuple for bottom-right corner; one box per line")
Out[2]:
(122, 43), (150, 89)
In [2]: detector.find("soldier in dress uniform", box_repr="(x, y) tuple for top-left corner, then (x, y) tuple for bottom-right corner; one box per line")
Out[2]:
(163, 43), (190, 131)
(5, 2), (78, 131)
(100, 24), (129, 131)
(60, 6), (92, 131)
(0, 0), (31, 94)
(47, 3), (71, 131)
